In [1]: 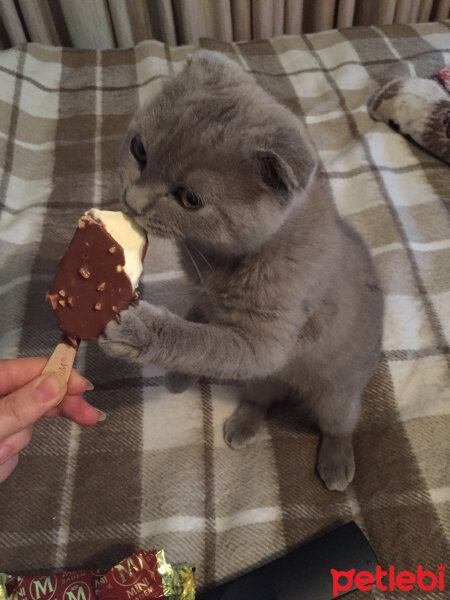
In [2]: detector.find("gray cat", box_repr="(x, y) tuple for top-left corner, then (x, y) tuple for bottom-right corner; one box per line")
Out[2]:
(100, 50), (383, 491)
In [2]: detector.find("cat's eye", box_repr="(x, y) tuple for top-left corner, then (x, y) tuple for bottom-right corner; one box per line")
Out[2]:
(175, 188), (202, 210)
(130, 135), (147, 167)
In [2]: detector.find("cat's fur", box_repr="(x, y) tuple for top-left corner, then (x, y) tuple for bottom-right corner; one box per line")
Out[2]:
(100, 50), (383, 491)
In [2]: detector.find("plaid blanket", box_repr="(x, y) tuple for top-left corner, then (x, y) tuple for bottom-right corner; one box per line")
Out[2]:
(0, 21), (449, 598)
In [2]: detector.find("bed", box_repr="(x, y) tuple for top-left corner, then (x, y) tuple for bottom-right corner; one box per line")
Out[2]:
(0, 21), (449, 598)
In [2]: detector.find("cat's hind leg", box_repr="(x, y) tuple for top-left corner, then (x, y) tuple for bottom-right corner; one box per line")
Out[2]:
(224, 379), (285, 449)
(165, 371), (198, 393)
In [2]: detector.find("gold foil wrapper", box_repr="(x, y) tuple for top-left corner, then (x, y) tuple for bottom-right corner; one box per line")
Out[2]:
(156, 550), (195, 600)
(174, 565), (195, 600)
(0, 574), (12, 600)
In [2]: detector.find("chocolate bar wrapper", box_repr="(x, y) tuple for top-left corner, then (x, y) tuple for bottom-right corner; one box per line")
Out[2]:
(97, 550), (194, 600)
(1, 571), (97, 600)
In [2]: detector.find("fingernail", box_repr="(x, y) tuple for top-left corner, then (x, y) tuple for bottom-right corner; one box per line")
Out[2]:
(85, 379), (95, 391)
(34, 373), (66, 404)
(97, 410), (107, 422)
(0, 445), (12, 464)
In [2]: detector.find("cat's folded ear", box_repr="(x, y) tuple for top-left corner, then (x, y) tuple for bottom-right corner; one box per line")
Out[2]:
(183, 49), (250, 87)
(186, 49), (241, 70)
(257, 150), (297, 199)
(256, 132), (316, 202)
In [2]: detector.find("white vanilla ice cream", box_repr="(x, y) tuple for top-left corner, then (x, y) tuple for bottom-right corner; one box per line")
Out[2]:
(87, 209), (147, 289)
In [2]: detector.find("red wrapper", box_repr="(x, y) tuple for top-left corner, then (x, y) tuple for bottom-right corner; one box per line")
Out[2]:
(1, 551), (194, 600)
(98, 551), (163, 600)
(97, 550), (194, 600)
(6, 571), (97, 600)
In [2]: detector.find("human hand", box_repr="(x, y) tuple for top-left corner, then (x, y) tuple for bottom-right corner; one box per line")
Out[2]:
(0, 357), (103, 483)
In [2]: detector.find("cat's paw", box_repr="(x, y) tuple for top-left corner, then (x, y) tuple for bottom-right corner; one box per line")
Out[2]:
(316, 435), (355, 492)
(223, 413), (261, 449)
(165, 371), (198, 393)
(99, 303), (151, 362)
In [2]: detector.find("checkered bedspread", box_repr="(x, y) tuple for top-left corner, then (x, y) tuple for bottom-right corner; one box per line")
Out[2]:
(0, 21), (449, 599)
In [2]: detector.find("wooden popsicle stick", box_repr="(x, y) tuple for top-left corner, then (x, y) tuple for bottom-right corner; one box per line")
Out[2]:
(42, 338), (78, 383)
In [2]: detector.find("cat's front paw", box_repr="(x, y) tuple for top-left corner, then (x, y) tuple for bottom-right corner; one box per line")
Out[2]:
(99, 303), (151, 362)
(317, 435), (355, 491)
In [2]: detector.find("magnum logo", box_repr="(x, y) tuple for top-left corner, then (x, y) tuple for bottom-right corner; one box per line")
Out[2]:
(14, 573), (96, 600)
(97, 551), (167, 600)
(111, 556), (144, 587)
(63, 582), (92, 600)
(29, 576), (57, 600)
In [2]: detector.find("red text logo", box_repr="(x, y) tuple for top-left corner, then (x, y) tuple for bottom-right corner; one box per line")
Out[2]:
(331, 564), (445, 596)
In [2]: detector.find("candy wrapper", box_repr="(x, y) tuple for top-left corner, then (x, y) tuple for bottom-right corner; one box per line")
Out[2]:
(1, 570), (97, 600)
(97, 550), (194, 600)
(1, 551), (195, 600)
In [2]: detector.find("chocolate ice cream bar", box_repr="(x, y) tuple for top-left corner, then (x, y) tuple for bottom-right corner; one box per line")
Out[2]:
(46, 209), (147, 341)
(43, 209), (147, 379)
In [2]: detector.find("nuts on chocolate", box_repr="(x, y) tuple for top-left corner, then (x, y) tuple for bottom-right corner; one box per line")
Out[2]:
(109, 246), (117, 254)
(46, 292), (59, 310)
(94, 302), (102, 311)
(116, 265), (123, 272)
(112, 305), (118, 312)
(79, 266), (90, 279)
(58, 299), (66, 307)
(67, 296), (75, 307)
(59, 289), (66, 297)
(97, 282), (106, 291)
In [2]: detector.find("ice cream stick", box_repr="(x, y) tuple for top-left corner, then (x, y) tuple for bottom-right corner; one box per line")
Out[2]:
(42, 337), (78, 383)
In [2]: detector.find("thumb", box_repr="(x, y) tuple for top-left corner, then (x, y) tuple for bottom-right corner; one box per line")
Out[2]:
(0, 372), (67, 439)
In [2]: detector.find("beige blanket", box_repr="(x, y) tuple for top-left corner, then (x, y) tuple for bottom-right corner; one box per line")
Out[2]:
(0, 21), (449, 599)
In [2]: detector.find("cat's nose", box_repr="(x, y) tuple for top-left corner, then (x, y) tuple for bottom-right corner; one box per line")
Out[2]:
(123, 185), (149, 217)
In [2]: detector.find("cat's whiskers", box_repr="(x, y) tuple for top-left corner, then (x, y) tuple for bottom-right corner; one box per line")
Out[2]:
(181, 240), (204, 285)
(190, 242), (213, 271)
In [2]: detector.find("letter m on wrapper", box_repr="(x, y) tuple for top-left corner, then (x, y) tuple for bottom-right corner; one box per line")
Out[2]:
(112, 557), (143, 586)
(30, 577), (57, 600)
(64, 583), (90, 600)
